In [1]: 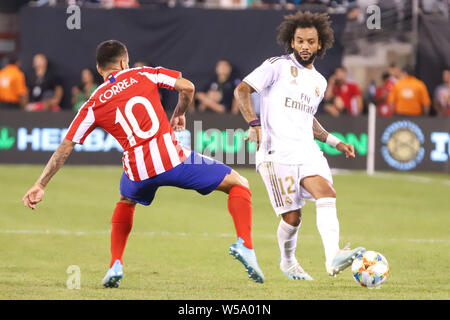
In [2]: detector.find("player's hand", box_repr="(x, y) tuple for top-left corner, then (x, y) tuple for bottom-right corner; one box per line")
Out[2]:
(336, 142), (355, 159)
(170, 113), (186, 131)
(245, 126), (261, 151)
(22, 184), (45, 210)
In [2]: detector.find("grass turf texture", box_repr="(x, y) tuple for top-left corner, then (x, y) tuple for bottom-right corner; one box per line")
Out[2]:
(0, 165), (449, 300)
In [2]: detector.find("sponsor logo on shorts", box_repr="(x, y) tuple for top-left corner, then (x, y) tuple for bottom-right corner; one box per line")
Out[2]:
(285, 196), (293, 205)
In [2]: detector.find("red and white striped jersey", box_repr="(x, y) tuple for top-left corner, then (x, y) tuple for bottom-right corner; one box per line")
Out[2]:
(65, 66), (190, 181)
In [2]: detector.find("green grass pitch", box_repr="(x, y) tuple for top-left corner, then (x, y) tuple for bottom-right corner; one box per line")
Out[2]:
(0, 164), (449, 300)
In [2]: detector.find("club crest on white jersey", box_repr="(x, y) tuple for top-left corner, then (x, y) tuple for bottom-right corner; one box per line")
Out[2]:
(243, 54), (328, 166)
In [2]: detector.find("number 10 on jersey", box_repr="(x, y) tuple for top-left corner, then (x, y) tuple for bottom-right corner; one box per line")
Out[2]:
(115, 96), (160, 147)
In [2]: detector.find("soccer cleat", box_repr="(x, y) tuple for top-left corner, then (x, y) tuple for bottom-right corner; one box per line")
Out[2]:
(280, 260), (314, 281)
(326, 244), (366, 277)
(229, 237), (265, 284)
(102, 259), (123, 288)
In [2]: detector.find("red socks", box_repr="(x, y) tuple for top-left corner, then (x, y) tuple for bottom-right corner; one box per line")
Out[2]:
(110, 201), (135, 267)
(109, 186), (253, 268)
(227, 185), (253, 249)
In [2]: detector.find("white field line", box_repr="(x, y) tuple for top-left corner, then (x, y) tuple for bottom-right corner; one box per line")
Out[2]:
(0, 229), (449, 244)
(372, 172), (450, 186)
(331, 169), (450, 187)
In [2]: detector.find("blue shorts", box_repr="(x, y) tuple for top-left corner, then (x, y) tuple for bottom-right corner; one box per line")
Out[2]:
(120, 151), (232, 206)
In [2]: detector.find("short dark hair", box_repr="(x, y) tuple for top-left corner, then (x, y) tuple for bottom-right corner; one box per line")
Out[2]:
(277, 11), (334, 58)
(6, 52), (19, 65)
(389, 62), (398, 69)
(335, 66), (347, 73)
(402, 64), (415, 76)
(96, 40), (127, 70)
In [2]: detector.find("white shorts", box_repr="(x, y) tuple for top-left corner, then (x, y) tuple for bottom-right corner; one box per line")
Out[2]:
(257, 157), (333, 216)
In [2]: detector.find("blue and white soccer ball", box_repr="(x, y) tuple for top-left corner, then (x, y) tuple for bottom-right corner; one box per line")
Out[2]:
(351, 250), (389, 289)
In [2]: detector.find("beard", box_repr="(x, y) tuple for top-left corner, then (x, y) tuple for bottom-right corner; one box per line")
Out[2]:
(293, 49), (317, 67)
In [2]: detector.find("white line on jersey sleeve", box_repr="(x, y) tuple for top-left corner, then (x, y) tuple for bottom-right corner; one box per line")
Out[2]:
(72, 106), (95, 143)
(242, 59), (278, 93)
(139, 71), (157, 84)
(139, 71), (177, 88)
(157, 73), (177, 88)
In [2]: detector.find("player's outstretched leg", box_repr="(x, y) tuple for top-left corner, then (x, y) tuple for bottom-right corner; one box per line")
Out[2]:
(316, 197), (365, 276)
(103, 259), (123, 288)
(326, 242), (366, 277)
(302, 175), (365, 277)
(217, 170), (264, 284)
(278, 211), (313, 281)
(103, 197), (136, 288)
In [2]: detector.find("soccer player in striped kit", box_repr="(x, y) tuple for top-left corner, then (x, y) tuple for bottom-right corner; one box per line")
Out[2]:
(22, 40), (264, 287)
(234, 11), (365, 280)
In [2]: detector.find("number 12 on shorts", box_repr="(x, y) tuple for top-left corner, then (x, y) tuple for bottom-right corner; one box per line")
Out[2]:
(278, 176), (296, 195)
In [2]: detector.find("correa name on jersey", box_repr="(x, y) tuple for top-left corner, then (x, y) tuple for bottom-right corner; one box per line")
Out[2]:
(99, 77), (138, 103)
(65, 66), (188, 181)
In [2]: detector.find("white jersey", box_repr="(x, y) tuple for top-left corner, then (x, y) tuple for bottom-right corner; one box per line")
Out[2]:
(243, 54), (328, 167)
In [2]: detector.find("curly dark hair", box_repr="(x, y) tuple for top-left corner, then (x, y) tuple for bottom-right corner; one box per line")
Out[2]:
(277, 11), (334, 58)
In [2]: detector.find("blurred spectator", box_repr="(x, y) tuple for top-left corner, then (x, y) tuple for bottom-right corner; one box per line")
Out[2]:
(26, 53), (63, 112)
(388, 66), (431, 116)
(133, 61), (146, 68)
(71, 68), (98, 111)
(249, 0), (281, 9)
(67, 0), (101, 5)
(0, 54), (28, 110)
(422, 0), (450, 18)
(195, 60), (240, 114)
(100, 0), (139, 8)
(338, 0), (363, 54)
(375, 72), (395, 117)
(285, 0), (328, 11)
(433, 68), (450, 116)
(324, 66), (363, 117)
(388, 62), (402, 84)
(113, 0), (139, 7)
(219, 0), (247, 8)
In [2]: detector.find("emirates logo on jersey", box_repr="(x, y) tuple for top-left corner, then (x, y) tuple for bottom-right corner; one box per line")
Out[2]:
(291, 66), (298, 78)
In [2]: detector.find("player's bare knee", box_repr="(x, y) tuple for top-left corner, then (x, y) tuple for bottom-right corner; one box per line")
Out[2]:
(119, 195), (137, 206)
(328, 186), (337, 198)
(316, 184), (336, 199)
(281, 210), (302, 226)
(238, 174), (249, 189)
(230, 170), (249, 189)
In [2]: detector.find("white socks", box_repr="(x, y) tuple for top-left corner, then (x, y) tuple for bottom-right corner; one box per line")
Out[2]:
(277, 219), (300, 267)
(316, 197), (340, 266)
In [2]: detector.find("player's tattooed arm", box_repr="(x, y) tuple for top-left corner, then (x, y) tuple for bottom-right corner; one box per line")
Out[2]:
(313, 117), (356, 158)
(37, 139), (75, 188)
(171, 77), (195, 131)
(234, 82), (262, 150)
(312, 117), (329, 143)
(23, 139), (75, 209)
(173, 77), (195, 116)
(234, 82), (258, 122)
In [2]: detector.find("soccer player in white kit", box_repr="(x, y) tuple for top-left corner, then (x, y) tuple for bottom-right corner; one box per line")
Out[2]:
(234, 11), (365, 280)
